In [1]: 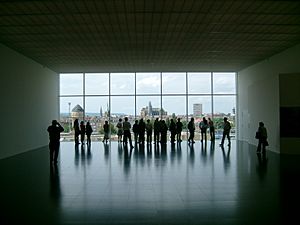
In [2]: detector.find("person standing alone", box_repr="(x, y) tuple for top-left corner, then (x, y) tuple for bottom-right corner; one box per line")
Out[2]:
(220, 117), (231, 147)
(256, 122), (268, 154)
(123, 117), (134, 149)
(47, 120), (64, 164)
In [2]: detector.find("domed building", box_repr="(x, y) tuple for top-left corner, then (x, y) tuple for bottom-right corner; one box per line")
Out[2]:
(71, 104), (84, 124)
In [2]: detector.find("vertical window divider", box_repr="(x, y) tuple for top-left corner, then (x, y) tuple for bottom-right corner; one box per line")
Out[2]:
(83, 72), (86, 121)
(211, 72), (214, 119)
(160, 72), (162, 119)
(186, 72), (188, 137)
(109, 73), (111, 128)
(135, 72), (137, 119)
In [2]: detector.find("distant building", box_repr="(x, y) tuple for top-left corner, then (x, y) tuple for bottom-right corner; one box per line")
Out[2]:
(140, 101), (167, 117)
(100, 106), (103, 117)
(193, 103), (202, 117)
(71, 104), (84, 123)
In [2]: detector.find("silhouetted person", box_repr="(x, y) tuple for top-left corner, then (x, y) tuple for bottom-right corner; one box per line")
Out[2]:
(103, 121), (109, 143)
(176, 118), (183, 142)
(116, 118), (123, 143)
(208, 117), (215, 141)
(73, 119), (80, 145)
(123, 117), (134, 149)
(160, 120), (168, 144)
(199, 117), (208, 143)
(138, 118), (146, 144)
(145, 119), (153, 143)
(188, 117), (195, 144)
(169, 119), (176, 143)
(153, 118), (160, 143)
(132, 120), (139, 144)
(85, 121), (93, 145)
(47, 120), (64, 164)
(220, 117), (231, 147)
(80, 121), (85, 144)
(256, 122), (268, 154)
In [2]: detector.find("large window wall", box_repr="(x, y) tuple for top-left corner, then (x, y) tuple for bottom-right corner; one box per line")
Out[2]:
(59, 72), (236, 141)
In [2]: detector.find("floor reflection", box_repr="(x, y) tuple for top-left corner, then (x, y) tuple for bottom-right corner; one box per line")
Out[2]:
(0, 140), (288, 225)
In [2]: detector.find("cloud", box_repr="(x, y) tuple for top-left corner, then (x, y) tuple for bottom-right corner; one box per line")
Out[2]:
(137, 77), (160, 89)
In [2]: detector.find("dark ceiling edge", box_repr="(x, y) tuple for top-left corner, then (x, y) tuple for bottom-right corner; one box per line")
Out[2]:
(0, 40), (59, 73)
(1, 40), (300, 75)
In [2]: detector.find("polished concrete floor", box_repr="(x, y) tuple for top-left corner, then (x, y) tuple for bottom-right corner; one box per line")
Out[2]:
(0, 140), (299, 225)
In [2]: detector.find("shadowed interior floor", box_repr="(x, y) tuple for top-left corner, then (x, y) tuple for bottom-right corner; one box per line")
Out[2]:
(0, 140), (299, 225)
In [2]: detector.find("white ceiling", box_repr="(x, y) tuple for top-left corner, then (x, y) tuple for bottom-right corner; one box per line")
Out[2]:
(1, 0), (300, 73)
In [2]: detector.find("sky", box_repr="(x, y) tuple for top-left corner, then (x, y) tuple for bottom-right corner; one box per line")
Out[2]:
(59, 72), (236, 115)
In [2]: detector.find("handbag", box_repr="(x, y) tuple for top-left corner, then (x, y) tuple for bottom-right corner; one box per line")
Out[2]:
(255, 132), (261, 139)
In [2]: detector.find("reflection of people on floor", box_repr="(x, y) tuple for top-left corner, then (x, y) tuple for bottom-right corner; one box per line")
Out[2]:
(49, 163), (61, 202)
(123, 145), (132, 177)
(221, 144), (231, 172)
(188, 143), (195, 166)
(104, 143), (110, 162)
(256, 152), (268, 180)
(210, 141), (215, 158)
(74, 144), (79, 167)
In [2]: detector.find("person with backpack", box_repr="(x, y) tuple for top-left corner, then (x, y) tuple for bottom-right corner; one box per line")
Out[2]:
(199, 117), (208, 143)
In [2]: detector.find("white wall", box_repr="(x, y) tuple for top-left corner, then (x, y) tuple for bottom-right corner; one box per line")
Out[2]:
(0, 44), (58, 159)
(238, 44), (300, 154)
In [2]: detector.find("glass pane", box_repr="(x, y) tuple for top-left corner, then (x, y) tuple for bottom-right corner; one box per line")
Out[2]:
(85, 97), (109, 137)
(188, 96), (212, 141)
(111, 73), (135, 95)
(60, 73), (83, 95)
(188, 72), (211, 94)
(136, 73), (160, 94)
(162, 96), (186, 119)
(213, 72), (236, 94)
(162, 96), (186, 141)
(188, 96), (212, 118)
(213, 96), (236, 139)
(85, 73), (109, 95)
(162, 72), (186, 94)
(59, 97), (84, 135)
(136, 96), (161, 119)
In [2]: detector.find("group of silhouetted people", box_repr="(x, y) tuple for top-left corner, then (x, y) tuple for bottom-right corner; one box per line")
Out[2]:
(187, 117), (216, 144)
(131, 118), (184, 145)
(47, 117), (268, 164)
(106, 117), (184, 146)
(73, 119), (93, 145)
